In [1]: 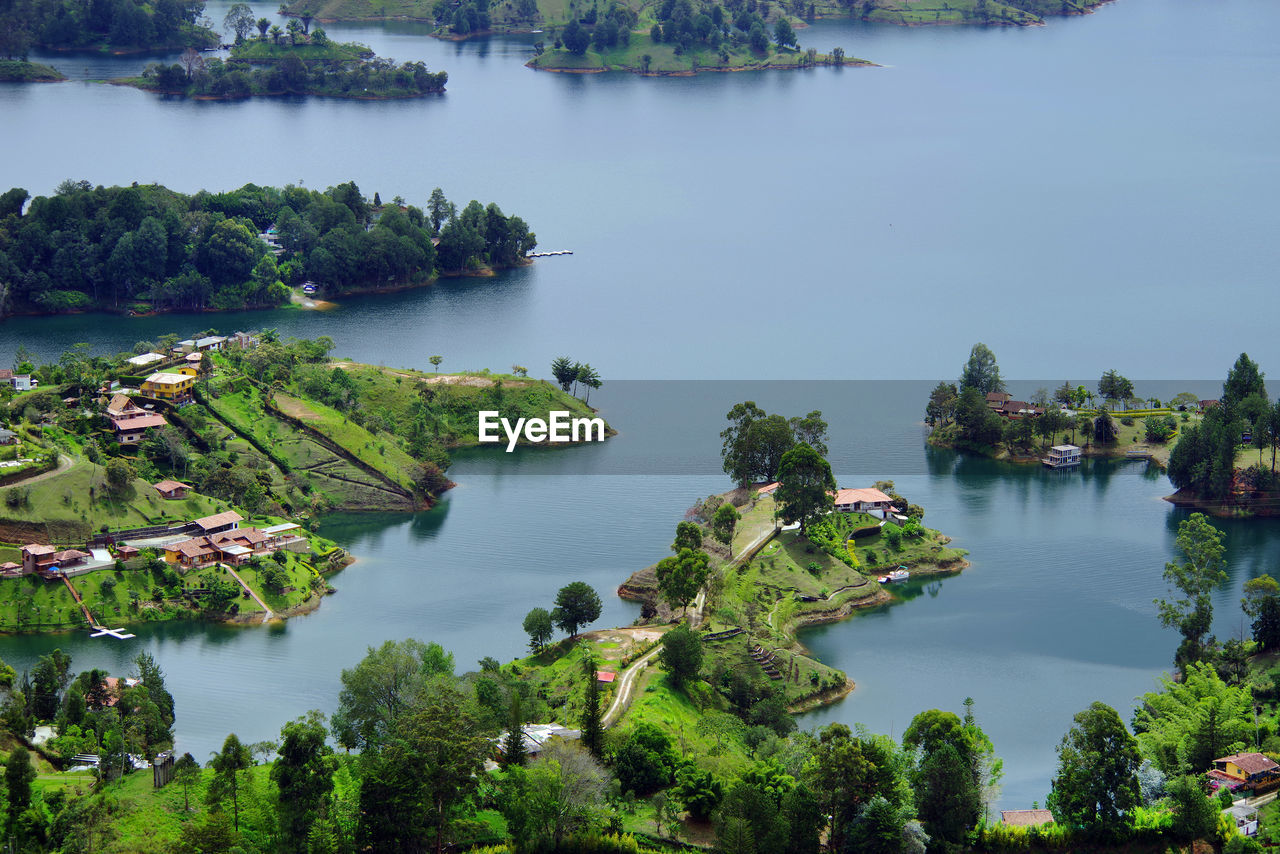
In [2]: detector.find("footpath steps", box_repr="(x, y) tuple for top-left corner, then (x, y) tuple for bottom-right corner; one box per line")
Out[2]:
(751, 644), (784, 680)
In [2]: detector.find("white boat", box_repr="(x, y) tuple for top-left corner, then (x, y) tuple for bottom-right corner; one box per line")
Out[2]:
(884, 568), (910, 583)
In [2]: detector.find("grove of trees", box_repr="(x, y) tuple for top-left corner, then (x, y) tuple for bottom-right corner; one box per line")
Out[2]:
(0, 181), (535, 316)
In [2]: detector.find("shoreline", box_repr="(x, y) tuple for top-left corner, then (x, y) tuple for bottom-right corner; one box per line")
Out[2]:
(527, 54), (876, 76)
(0, 262), (527, 323)
(105, 78), (443, 101)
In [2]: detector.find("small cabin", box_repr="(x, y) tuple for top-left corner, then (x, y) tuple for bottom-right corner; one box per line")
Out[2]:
(152, 480), (191, 500)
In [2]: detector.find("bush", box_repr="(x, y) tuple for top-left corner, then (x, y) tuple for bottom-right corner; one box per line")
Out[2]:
(882, 523), (903, 550)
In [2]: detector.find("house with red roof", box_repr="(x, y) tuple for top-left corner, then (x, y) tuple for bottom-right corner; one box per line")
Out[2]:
(1209, 752), (1280, 795)
(833, 488), (894, 515)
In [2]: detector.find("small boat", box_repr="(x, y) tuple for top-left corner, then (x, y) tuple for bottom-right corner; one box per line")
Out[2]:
(881, 568), (909, 583)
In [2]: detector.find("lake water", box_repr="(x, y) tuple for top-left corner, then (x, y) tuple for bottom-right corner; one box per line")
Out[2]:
(1, 0), (1279, 810)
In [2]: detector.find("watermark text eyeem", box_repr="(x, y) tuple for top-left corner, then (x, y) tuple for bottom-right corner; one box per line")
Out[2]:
(478, 411), (606, 452)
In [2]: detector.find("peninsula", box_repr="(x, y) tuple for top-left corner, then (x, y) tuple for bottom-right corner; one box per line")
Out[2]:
(0, 60), (65, 82)
(0, 336), (608, 633)
(925, 343), (1203, 467)
(0, 181), (533, 318)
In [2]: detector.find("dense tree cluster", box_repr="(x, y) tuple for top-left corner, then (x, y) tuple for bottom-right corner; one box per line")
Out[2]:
(648, 0), (780, 54)
(1169, 353), (1280, 501)
(141, 51), (447, 99)
(0, 181), (534, 316)
(0, 0), (216, 59)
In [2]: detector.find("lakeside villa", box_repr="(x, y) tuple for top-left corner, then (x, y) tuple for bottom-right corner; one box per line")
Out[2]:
(757, 483), (904, 520)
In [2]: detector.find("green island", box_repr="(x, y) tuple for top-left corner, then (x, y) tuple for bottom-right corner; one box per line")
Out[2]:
(0, 59), (65, 81)
(284, 0), (1106, 29)
(0, 335), (607, 633)
(0, 181), (533, 317)
(926, 344), (1280, 519)
(5, 391), (1280, 854)
(0, 0), (219, 57)
(121, 16), (448, 99)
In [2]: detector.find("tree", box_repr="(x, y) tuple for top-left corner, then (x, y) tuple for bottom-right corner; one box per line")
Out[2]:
(360, 687), (491, 854)
(655, 548), (710, 617)
(498, 740), (609, 848)
(30, 648), (72, 720)
(1243, 574), (1280, 650)
(788, 410), (830, 457)
(223, 3), (256, 42)
(1098, 369), (1135, 410)
(1093, 410), (1118, 444)
(551, 356), (577, 391)
(208, 733), (252, 830)
(576, 363), (602, 404)
(331, 639), (455, 751)
(954, 386), (1004, 446)
(711, 503), (740, 556)
(552, 582), (602, 638)
(256, 16), (270, 37)
(958, 343), (1005, 395)
(523, 607), (554, 653)
(5, 746), (36, 822)
(902, 707), (991, 843)
(658, 623), (703, 688)
(672, 520), (703, 552)
(105, 457), (134, 496)
(773, 16), (797, 47)
(1222, 353), (1266, 422)
(925, 381), (958, 426)
(173, 753), (200, 812)
(563, 19), (591, 54)
(720, 402), (795, 486)
(1046, 702), (1142, 838)
(580, 659), (603, 758)
(501, 693), (527, 768)
(1155, 513), (1227, 668)
(429, 354), (442, 373)
(1132, 662), (1253, 775)
(272, 711), (335, 849)
(612, 723), (678, 796)
(775, 442), (835, 532)
(1167, 774), (1220, 844)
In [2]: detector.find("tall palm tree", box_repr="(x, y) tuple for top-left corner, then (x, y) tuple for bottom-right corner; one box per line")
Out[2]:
(269, 24), (283, 43)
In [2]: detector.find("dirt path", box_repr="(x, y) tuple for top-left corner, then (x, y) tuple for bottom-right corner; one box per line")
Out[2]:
(222, 564), (275, 621)
(602, 641), (662, 728)
(2, 455), (73, 488)
(690, 523), (778, 628)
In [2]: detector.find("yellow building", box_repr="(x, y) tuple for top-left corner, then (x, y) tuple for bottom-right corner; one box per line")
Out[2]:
(176, 366), (198, 377)
(140, 371), (194, 402)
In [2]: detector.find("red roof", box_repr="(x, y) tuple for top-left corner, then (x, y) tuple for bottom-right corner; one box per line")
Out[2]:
(112, 414), (168, 432)
(153, 480), (190, 493)
(595, 671), (616, 683)
(834, 488), (891, 506)
(22, 544), (56, 556)
(1216, 753), (1279, 776)
(1001, 809), (1053, 827)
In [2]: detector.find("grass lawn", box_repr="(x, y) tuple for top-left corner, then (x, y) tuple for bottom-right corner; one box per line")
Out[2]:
(530, 35), (865, 74)
(0, 459), (227, 533)
(229, 38), (371, 61)
(233, 552), (320, 613)
(274, 393), (420, 492)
